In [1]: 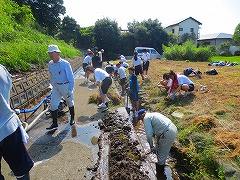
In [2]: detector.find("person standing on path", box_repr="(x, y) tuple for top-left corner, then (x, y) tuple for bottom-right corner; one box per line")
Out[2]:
(82, 51), (93, 83)
(0, 64), (34, 180)
(142, 49), (150, 78)
(116, 63), (127, 96)
(132, 52), (144, 81)
(47, 45), (75, 130)
(98, 49), (104, 68)
(137, 109), (178, 179)
(85, 66), (112, 112)
(128, 67), (139, 117)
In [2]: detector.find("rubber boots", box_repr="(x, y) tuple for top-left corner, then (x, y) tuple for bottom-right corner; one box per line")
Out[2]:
(69, 106), (75, 125)
(46, 110), (58, 130)
(17, 172), (30, 180)
(156, 163), (166, 180)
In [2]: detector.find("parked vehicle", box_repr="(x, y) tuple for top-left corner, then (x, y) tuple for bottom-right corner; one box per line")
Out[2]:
(134, 47), (161, 59)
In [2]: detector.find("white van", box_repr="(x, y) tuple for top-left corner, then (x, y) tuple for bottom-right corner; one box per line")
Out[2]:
(134, 47), (161, 59)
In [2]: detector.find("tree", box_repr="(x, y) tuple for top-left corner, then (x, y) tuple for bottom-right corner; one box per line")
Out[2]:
(77, 26), (95, 50)
(180, 33), (197, 44)
(58, 16), (80, 46)
(232, 23), (240, 45)
(14, 0), (66, 36)
(119, 32), (136, 55)
(127, 19), (169, 54)
(94, 18), (121, 60)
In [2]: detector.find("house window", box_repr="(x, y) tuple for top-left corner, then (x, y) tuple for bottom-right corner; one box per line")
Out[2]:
(190, 28), (194, 33)
(172, 29), (175, 33)
(179, 28), (183, 31)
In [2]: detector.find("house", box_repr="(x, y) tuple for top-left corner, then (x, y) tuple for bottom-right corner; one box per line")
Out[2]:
(197, 33), (232, 46)
(165, 17), (202, 42)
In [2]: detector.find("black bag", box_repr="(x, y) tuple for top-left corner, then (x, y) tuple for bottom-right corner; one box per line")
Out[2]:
(205, 68), (218, 75)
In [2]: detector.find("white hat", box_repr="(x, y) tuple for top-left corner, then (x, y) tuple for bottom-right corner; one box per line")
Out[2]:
(47, 45), (61, 53)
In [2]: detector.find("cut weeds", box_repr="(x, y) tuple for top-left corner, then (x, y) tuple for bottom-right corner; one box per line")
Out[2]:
(142, 59), (240, 179)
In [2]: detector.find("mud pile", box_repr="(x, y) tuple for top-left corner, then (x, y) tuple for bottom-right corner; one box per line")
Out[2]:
(89, 110), (152, 180)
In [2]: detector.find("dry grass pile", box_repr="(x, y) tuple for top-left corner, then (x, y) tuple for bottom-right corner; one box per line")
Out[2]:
(191, 115), (220, 130)
(211, 128), (240, 158)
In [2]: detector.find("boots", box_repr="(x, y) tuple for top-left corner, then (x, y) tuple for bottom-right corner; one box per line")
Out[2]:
(46, 110), (58, 130)
(69, 106), (75, 126)
(156, 163), (166, 180)
(17, 172), (30, 180)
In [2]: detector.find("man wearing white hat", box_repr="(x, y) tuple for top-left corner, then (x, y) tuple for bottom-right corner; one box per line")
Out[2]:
(47, 45), (75, 130)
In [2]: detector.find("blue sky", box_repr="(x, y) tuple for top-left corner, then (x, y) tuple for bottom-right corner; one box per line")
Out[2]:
(63, 0), (240, 35)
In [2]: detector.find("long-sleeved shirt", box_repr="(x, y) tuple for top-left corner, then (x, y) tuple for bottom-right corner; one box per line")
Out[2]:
(0, 65), (22, 142)
(48, 58), (74, 92)
(143, 112), (173, 148)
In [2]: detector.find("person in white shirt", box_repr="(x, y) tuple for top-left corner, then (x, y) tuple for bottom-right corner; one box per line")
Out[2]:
(132, 52), (144, 81)
(116, 63), (127, 96)
(0, 64), (34, 180)
(85, 66), (112, 112)
(82, 51), (93, 83)
(118, 54), (127, 63)
(142, 49), (150, 77)
(47, 45), (75, 130)
(138, 109), (178, 178)
(169, 70), (195, 100)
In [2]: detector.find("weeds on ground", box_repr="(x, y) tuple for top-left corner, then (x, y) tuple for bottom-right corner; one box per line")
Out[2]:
(142, 59), (240, 179)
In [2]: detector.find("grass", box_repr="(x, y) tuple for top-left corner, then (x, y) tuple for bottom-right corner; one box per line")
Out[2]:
(211, 56), (240, 63)
(141, 59), (240, 179)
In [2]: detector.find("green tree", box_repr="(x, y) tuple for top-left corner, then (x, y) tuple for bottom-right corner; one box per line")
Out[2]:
(14, 0), (66, 36)
(127, 19), (169, 54)
(232, 23), (240, 45)
(119, 32), (136, 55)
(94, 18), (121, 60)
(180, 33), (197, 44)
(77, 26), (95, 50)
(58, 16), (80, 46)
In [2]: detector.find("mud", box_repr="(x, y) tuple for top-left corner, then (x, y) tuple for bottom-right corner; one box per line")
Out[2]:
(89, 110), (155, 180)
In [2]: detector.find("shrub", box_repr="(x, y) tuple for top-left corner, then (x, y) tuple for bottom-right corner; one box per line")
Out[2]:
(234, 50), (240, 56)
(220, 50), (232, 56)
(163, 41), (212, 61)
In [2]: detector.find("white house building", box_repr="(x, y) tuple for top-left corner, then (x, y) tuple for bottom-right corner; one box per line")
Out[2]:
(197, 33), (232, 46)
(165, 17), (202, 44)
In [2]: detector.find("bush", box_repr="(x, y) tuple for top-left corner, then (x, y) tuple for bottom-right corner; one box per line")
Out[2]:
(234, 50), (240, 56)
(163, 41), (212, 61)
(220, 50), (232, 56)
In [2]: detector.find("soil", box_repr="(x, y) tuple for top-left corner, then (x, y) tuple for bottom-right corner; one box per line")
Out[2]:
(89, 111), (152, 180)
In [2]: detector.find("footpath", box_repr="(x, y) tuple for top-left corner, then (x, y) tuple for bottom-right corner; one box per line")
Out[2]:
(2, 71), (112, 180)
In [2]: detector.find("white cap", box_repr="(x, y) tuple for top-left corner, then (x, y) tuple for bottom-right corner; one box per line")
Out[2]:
(47, 45), (61, 53)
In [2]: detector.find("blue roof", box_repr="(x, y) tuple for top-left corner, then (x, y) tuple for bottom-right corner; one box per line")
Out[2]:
(199, 33), (232, 40)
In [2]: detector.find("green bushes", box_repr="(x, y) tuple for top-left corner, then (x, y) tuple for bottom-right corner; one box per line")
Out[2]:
(163, 41), (212, 61)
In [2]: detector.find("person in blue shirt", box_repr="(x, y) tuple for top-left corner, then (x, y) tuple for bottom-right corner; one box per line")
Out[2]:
(128, 67), (139, 116)
(0, 64), (34, 180)
(47, 45), (75, 130)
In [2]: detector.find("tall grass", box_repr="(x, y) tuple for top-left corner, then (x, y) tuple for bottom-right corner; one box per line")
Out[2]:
(0, 0), (80, 72)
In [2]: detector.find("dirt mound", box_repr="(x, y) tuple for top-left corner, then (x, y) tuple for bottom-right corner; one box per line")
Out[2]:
(89, 111), (151, 180)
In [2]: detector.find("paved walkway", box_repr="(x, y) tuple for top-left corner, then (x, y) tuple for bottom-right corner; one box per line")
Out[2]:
(2, 71), (112, 180)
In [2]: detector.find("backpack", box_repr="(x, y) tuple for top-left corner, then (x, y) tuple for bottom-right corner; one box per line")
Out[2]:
(205, 68), (218, 75)
(183, 68), (194, 76)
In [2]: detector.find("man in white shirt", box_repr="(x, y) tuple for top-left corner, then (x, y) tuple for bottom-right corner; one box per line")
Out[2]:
(116, 63), (127, 96)
(142, 49), (150, 77)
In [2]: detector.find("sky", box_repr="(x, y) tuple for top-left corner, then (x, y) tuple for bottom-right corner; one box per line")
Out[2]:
(63, 0), (240, 35)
